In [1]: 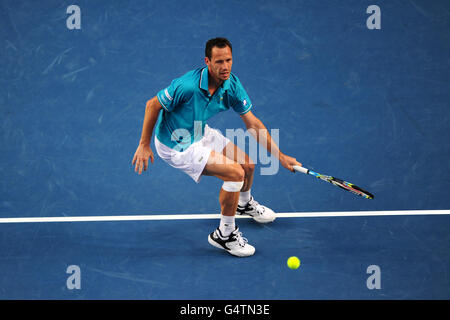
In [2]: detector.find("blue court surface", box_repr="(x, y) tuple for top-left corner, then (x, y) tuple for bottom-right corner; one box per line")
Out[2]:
(1, 0), (450, 300)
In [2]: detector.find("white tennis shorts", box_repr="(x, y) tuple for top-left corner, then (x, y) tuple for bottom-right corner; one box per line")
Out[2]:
(155, 125), (231, 183)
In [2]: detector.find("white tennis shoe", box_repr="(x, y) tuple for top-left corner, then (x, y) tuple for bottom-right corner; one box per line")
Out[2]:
(236, 196), (276, 223)
(208, 226), (255, 257)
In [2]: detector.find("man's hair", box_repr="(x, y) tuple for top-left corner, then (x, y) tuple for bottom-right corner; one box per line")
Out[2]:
(205, 37), (232, 59)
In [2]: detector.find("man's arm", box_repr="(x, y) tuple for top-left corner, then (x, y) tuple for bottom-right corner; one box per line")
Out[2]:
(132, 96), (163, 174)
(240, 110), (302, 172)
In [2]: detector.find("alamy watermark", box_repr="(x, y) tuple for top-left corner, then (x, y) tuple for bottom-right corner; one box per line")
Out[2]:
(66, 5), (81, 30)
(170, 121), (280, 176)
(366, 5), (381, 30)
(366, 265), (381, 290)
(66, 265), (81, 290)
(66, 4), (380, 31)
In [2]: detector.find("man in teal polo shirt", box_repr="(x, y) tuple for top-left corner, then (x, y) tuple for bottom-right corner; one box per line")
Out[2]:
(132, 38), (302, 257)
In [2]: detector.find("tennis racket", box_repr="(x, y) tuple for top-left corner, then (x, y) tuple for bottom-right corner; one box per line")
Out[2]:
(293, 165), (374, 199)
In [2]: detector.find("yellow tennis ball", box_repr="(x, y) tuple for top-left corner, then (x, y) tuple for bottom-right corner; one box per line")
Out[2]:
(287, 256), (300, 269)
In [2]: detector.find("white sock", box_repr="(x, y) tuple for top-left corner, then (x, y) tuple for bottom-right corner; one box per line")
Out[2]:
(219, 214), (235, 237)
(239, 189), (251, 206)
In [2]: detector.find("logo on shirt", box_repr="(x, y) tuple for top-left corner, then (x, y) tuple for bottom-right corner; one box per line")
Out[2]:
(243, 99), (247, 106)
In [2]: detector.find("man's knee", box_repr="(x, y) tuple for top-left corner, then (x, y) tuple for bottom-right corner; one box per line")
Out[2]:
(228, 164), (245, 182)
(242, 160), (255, 177)
(221, 164), (245, 192)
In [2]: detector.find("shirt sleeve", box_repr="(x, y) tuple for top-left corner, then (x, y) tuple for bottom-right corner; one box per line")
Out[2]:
(229, 76), (253, 115)
(156, 77), (192, 112)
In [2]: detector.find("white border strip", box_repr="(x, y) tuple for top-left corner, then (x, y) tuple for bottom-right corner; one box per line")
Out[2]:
(0, 210), (449, 224)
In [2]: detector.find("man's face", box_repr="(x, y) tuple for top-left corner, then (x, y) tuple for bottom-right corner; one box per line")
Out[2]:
(205, 46), (233, 83)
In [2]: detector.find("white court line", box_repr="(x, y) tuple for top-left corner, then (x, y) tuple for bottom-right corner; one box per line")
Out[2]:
(0, 210), (449, 224)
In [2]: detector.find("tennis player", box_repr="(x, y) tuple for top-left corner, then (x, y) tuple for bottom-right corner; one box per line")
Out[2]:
(132, 38), (302, 257)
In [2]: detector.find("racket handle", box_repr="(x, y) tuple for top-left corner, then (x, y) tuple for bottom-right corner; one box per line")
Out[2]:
(293, 165), (309, 174)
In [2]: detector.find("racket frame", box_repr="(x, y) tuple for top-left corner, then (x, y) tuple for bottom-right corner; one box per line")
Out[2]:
(293, 165), (374, 199)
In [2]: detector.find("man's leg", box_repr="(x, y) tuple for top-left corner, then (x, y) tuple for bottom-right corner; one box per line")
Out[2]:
(202, 150), (255, 257)
(221, 141), (276, 223)
(222, 141), (255, 193)
(202, 150), (244, 217)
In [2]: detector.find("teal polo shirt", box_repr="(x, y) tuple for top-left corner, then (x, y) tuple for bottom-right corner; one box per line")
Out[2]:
(155, 67), (252, 151)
